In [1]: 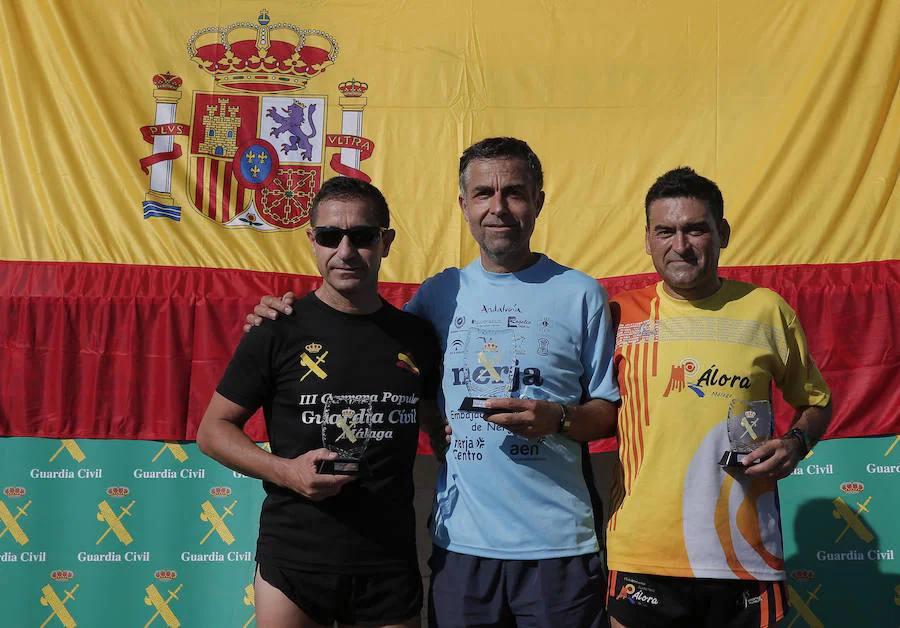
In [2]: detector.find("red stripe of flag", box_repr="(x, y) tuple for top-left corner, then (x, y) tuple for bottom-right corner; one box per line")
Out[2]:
(208, 159), (219, 221)
(194, 158), (204, 211)
(222, 163), (233, 222)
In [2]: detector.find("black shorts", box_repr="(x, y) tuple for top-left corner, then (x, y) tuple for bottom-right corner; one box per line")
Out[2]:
(607, 570), (787, 628)
(258, 561), (422, 626)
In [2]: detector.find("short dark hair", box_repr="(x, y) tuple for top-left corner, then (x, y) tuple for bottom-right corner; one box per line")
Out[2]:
(458, 137), (543, 194)
(645, 167), (724, 225)
(310, 176), (390, 227)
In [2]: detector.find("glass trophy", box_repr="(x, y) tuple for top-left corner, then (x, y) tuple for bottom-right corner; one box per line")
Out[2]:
(318, 395), (372, 476)
(458, 329), (516, 415)
(719, 399), (773, 468)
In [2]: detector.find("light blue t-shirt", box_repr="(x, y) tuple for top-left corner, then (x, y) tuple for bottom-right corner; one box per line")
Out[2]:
(405, 255), (620, 559)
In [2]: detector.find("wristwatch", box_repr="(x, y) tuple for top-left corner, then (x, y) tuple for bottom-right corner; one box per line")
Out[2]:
(557, 404), (573, 434)
(784, 427), (811, 458)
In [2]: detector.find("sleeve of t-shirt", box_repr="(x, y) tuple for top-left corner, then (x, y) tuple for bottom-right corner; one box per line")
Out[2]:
(403, 279), (431, 319)
(777, 311), (831, 409)
(215, 322), (279, 411)
(581, 286), (621, 403)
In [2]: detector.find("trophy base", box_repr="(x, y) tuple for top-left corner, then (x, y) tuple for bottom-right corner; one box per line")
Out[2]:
(317, 458), (367, 477)
(459, 397), (505, 416)
(719, 451), (762, 468)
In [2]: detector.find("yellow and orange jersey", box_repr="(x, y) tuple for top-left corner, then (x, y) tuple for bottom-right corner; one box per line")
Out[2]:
(607, 280), (830, 580)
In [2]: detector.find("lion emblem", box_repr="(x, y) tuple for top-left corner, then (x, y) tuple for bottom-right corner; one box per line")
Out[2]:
(267, 101), (318, 160)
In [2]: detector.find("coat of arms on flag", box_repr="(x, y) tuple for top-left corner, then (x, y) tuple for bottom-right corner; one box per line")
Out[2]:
(138, 9), (374, 229)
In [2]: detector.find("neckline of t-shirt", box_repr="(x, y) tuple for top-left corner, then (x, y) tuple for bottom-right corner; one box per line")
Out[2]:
(655, 278), (730, 308)
(308, 292), (388, 320)
(473, 253), (549, 281)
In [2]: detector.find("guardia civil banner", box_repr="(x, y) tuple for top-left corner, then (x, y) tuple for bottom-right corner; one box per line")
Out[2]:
(1, 436), (897, 626)
(0, 438), (265, 627)
(781, 435), (900, 626)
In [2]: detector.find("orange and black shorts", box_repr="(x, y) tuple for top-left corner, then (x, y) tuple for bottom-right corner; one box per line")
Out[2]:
(607, 570), (787, 628)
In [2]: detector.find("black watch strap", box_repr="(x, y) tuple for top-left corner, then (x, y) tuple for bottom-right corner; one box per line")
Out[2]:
(557, 404), (573, 434)
(784, 427), (811, 457)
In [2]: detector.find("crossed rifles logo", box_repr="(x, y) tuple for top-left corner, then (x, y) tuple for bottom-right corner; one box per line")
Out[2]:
(49, 439), (86, 463)
(242, 583), (256, 628)
(477, 340), (504, 384)
(832, 495), (874, 544)
(40, 582), (79, 628)
(0, 498), (32, 546)
(300, 343), (328, 381)
(145, 582), (183, 628)
(152, 441), (189, 463)
(787, 584), (823, 628)
(96, 499), (136, 546)
(200, 499), (238, 545)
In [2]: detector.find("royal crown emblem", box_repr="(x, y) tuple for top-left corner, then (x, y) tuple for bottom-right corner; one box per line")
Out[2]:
(138, 9), (375, 228)
(3, 486), (25, 498)
(51, 570), (74, 582)
(209, 486), (232, 497)
(106, 486), (130, 498)
(305, 342), (322, 354)
(154, 569), (178, 581)
(187, 9), (338, 92)
(840, 481), (864, 494)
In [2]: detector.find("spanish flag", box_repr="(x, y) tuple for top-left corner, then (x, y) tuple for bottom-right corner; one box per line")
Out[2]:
(1, 1), (897, 444)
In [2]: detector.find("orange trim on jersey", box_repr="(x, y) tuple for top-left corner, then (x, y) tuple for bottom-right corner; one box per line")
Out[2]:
(713, 475), (754, 579)
(737, 479), (785, 571)
(609, 286), (660, 531)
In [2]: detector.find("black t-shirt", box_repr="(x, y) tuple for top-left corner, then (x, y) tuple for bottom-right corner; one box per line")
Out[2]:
(216, 293), (440, 573)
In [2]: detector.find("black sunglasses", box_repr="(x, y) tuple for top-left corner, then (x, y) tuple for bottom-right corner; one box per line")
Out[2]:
(312, 226), (389, 248)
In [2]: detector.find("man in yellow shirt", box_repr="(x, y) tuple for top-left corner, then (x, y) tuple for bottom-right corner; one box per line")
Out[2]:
(606, 167), (832, 628)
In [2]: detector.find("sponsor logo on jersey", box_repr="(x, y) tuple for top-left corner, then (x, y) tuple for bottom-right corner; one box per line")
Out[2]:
(299, 345), (329, 381)
(396, 352), (420, 375)
(615, 581), (660, 607)
(662, 358), (753, 398)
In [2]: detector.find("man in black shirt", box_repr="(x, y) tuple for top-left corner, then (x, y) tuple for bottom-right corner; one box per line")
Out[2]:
(197, 177), (443, 628)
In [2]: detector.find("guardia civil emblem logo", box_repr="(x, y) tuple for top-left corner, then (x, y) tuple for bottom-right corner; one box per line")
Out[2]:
(138, 9), (375, 228)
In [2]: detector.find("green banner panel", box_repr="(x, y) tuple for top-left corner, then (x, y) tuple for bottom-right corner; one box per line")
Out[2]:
(0, 439), (265, 627)
(1, 435), (898, 626)
(780, 435), (900, 626)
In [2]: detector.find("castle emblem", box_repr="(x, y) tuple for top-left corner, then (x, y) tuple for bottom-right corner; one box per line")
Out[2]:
(138, 9), (375, 229)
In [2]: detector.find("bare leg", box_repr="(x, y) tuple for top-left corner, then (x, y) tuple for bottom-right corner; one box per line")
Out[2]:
(255, 566), (329, 628)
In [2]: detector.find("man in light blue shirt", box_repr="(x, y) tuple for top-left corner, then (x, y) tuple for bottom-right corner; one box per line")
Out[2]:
(249, 137), (619, 627)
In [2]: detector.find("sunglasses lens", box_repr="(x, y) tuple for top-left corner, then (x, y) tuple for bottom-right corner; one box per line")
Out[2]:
(314, 228), (344, 248)
(313, 227), (384, 248)
(348, 228), (382, 248)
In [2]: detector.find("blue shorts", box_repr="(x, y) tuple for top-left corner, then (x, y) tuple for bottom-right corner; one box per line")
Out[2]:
(428, 545), (608, 628)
